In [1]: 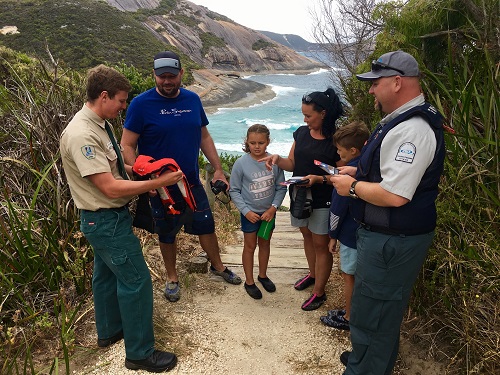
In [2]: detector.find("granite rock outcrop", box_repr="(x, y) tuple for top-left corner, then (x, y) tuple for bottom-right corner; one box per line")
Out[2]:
(106, 0), (323, 73)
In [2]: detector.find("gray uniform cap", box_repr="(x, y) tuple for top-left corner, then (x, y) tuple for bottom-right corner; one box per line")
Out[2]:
(356, 50), (420, 81)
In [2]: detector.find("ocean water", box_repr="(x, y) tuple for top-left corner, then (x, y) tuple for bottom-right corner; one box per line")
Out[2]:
(207, 67), (341, 159)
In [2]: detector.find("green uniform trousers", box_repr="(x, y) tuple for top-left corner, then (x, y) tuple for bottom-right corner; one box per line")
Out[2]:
(344, 227), (434, 375)
(81, 207), (155, 360)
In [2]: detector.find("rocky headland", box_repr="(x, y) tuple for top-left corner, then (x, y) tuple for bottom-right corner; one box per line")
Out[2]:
(187, 67), (322, 113)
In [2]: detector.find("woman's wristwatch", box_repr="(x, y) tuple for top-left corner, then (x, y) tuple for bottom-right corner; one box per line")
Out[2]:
(322, 175), (327, 185)
(349, 181), (359, 199)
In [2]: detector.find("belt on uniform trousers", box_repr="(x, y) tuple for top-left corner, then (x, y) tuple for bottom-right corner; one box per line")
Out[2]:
(359, 222), (407, 237)
(81, 205), (129, 213)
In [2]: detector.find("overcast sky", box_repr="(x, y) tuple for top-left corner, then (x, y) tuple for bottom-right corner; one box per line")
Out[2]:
(189, 0), (316, 42)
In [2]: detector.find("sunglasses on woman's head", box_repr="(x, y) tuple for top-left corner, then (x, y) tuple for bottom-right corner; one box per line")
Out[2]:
(302, 94), (324, 109)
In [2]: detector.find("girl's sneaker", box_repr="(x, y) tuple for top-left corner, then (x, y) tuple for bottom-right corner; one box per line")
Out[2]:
(294, 274), (315, 290)
(257, 276), (276, 292)
(301, 293), (326, 311)
(244, 283), (263, 299)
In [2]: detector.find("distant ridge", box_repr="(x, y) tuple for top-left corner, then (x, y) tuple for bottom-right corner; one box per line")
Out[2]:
(258, 31), (320, 52)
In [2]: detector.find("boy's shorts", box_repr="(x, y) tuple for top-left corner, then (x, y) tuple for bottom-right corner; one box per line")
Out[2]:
(157, 185), (215, 244)
(240, 213), (275, 233)
(339, 242), (357, 275)
(290, 208), (329, 235)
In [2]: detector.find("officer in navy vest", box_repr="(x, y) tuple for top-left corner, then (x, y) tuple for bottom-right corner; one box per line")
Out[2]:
(330, 51), (446, 374)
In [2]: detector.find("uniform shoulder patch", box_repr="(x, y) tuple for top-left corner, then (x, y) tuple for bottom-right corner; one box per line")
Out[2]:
(81, 145), (96, 159)
(395, 142), (416, 163)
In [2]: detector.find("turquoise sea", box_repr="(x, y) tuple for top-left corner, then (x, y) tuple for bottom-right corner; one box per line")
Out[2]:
(207, 65), (342, 159)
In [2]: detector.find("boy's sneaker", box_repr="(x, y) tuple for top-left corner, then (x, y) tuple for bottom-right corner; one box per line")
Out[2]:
(294, 274), (315, 290)
(327, 309), (346, 319)
(301, 293), (326, 311)
(164, 281), (180, 302)
(257, 276), (276, 292)
(320, 314), (350, 330)
(244, 283), (263, 299)
(210, 266), (242, 285)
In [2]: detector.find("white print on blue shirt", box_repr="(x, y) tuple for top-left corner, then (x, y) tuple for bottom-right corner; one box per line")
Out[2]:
(159, 108), (193, 116)
(395, 142), (416, 163)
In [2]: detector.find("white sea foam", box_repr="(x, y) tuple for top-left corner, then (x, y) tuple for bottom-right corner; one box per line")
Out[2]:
(215, 141), (293, 158)
(308, 68), (330, 75)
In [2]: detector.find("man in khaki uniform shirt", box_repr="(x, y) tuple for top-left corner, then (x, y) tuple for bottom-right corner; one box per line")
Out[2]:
(60, 65), (180, 373)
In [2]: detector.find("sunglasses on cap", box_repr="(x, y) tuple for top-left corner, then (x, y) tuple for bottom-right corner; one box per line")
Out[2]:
(371, 60), (405, 76)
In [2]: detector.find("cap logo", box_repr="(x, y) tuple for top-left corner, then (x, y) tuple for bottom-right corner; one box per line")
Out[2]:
(154, 58), (179, 70)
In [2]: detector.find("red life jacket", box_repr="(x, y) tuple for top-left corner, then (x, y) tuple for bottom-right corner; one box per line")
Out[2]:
(132, 155), (197, 214)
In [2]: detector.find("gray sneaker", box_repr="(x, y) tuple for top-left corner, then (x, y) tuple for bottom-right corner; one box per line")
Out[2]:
(209, 266), (242, 285)
(164, 281), (180, 302)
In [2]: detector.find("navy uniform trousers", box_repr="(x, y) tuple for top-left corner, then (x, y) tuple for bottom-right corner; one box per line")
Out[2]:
(81, 207), (155, 360)
(344, 227), (434, 375)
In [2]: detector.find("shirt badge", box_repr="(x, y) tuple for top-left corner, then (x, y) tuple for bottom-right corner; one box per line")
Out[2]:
(81, 145), (96, 159)
(395, 142), (416, 163)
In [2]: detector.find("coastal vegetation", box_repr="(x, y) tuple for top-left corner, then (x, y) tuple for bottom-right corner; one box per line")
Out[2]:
(252, 39), (275, 51)
(0, 0), (498, 374)
(0, 0), (199, 78)
(313, 0), (499, 373)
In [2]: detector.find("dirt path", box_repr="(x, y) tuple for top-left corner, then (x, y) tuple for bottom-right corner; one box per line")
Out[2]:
(73, 210), (444, 374)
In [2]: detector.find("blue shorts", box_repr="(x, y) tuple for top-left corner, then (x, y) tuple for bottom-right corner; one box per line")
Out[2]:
(339, 242), (357, 275)
(156, 185), (215, 244)
(290, 208), (329, 235)
(240, 213), (275, 233)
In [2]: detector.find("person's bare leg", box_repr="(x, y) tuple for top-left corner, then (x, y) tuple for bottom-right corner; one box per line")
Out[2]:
(299, 226), (316, 277)
(242, 232), (257, 284)
(257, 234), (272, 278)
(343, 273), (355, 321)
(311, 233), (332, 296)
(198, 233), (225, 271)
(159, 241), (178, 282)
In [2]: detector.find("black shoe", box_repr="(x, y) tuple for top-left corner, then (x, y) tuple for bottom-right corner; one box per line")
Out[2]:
(340, 351), (350, 366)
(294, 274), (315, 290)
(257, 276), (276, 293)
(244, 283), (263, 299)
(320, 315), (350, 330)
(327, 309), (346, 319)
(301, 293), (326, 311)
(97, 330), (124, 348)
(125, 350), (177, 372)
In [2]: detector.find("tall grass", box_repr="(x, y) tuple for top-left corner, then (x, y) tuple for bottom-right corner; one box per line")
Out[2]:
(414, 36), (499, 373)
(0, 48), (89, 373)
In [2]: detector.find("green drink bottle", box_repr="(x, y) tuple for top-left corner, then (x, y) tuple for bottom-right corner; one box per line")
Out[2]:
(257, 217), (275, 240)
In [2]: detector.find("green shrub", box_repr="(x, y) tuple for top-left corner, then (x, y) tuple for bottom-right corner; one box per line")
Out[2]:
(252, 39), (274, 51)
(200, 32), (226, 56)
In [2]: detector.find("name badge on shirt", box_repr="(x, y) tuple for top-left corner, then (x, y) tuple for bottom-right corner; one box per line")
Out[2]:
(395, 142), (416, 163)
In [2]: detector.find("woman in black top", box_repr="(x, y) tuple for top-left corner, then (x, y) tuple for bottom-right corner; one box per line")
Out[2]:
(261, 87), (344, 310)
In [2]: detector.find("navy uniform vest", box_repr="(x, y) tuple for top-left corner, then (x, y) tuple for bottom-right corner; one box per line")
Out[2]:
(352, 103), (445, 235)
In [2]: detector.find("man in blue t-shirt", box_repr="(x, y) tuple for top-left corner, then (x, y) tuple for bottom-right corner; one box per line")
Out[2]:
(122, 51), (241, 302)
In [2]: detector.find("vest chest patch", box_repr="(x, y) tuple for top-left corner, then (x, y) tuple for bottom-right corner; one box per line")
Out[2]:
(395, 142), (416, 163)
